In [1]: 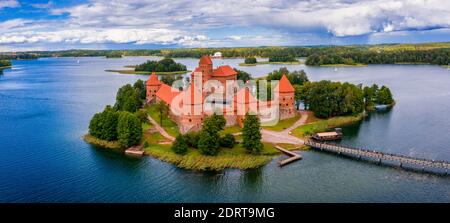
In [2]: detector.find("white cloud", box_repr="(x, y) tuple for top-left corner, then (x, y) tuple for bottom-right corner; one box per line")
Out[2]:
(0, 0), (19, 9)
(31, 1), (53, 9)
(1, 0), (450, 51)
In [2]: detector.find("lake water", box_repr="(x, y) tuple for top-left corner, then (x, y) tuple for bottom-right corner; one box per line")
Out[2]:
(1, 57), (449, 202)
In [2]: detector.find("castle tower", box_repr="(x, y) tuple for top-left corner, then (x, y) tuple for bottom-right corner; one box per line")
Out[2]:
(146, 72), (161, 103)
(198, 55), (213, 83)
(274, 74), (296, 120)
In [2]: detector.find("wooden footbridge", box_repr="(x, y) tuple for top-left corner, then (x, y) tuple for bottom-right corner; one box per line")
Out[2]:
(305, 140), (450, 175)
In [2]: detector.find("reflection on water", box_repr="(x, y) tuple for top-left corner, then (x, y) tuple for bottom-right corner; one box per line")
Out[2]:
(1, 57), (450, 202)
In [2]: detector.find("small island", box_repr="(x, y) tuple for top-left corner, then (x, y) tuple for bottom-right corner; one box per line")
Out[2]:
(105, 52), (123, 58)
(106, 58), (190, 75)
(0, 60), (12, 70)
(88, 56), (395, 171)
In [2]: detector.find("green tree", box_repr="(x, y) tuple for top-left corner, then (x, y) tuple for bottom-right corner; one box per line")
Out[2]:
(114, 84), (142, 112)
(135, 108), (148, 123)
(294, 85), (302, 110)
(244, 57), (257, 64)
(377, 86), (394, 105)
(172, 134), (188, 154)
(198, 114), (225, 156)
(305, 81), (365, 118)
(133, 79), (147, 101)
(289, 70), (309, 85)
(160, 75), (182, 86)
(117, 112), (142, 148)
(154, 101), (169, 126)
(235, 69), (252, 83)
(183, 131), (200, 148)
(220, 134), (236, 148)
(88, 105), (119, 141)
(242, 114), (263, 154)
(135, 58), (187, 72)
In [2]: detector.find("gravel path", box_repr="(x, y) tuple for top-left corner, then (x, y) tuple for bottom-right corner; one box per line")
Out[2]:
(261, 110), (309, 145)
(147, 115), (175, 141)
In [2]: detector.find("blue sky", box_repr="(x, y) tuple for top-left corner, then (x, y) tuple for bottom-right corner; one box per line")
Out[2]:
(1, 0), (450, 52)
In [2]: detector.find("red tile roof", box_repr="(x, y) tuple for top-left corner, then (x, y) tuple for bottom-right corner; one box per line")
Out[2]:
(199, 55), (212, 65)
(155, 83), (180, 104)
(213, 65), (238, 77)
(274, 74), (295, 93)
(146, 72), (161, 86)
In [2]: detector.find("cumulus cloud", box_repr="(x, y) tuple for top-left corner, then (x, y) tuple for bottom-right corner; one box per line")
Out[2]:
(1, 0), (450, 50)
(0, 0), (19, 9)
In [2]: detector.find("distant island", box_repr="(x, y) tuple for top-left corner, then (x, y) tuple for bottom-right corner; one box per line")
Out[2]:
(239, 56), (302, 66)
(105, 52), (123, 58)
(106, 58), (190, 75)
(0, 60), (11, 69)
(2, 42), (449, 67)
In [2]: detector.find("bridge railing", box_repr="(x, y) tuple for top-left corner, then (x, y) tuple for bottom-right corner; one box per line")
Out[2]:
(305, 140), (450, 167)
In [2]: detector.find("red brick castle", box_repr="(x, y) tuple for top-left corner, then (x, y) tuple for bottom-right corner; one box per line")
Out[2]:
(146, 55), (296, 133)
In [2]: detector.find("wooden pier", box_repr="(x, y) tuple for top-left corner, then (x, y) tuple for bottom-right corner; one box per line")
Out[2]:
(275, 146), (302, 167)
(125, 145), (144, 156)
(305, 140), (450, 174)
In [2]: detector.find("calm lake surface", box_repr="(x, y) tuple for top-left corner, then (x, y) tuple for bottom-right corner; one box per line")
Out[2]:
(1, 57), (449, 202)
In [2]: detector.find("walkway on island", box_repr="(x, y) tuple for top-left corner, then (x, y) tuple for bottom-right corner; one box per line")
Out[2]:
(147, 115), (175, 141)
(261, 110), (308, 145)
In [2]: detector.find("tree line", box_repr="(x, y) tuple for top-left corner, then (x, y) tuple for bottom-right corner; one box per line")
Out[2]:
(134, 58), (187, 72)
(298, 81), (394, 118)
(306, 49), (450, 66)
(258, 67), (395, 118)
(171, 113), (263, 156)
(88, 80), (147, 148)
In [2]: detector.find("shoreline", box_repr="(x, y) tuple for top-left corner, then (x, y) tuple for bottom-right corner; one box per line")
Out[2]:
(319, 64), (367, 67)
(142, 142), (308, 171)
(105, 69), (191, 75)
(239, 61), (302, 66)
(84, 112), (366, 171)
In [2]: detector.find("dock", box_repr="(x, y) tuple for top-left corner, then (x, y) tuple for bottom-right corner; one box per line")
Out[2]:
(305, 140), (450, 174)
(275, 146), (302, 167)
(125, 145), (144, 156)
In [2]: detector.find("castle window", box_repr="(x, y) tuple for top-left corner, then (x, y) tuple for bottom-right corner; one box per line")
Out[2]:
(189, 119), (192, 122)
(283, 98), (285, 101)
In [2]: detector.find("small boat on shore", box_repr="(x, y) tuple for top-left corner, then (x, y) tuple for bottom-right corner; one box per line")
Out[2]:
(312, 128), (343, 141)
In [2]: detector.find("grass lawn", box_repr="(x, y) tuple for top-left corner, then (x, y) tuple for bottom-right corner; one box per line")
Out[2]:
(262, 114), (301, 131)
(146, 106), (180, 137)
(83, 134), (123, 150)
(221, 125), (242, 135)
(291, 113), (364, 139)
(143, 139), (303, 170)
